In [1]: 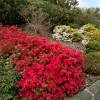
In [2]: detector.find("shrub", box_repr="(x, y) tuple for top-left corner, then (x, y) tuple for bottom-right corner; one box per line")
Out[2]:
(20, 3), (49, 36)
(27, 0), (78, 29)
(14, 37), (85, 99)
(0, 24), (16, 55)
(52, 25), (89, 46)
(52, 24), (100, 53)
(81, 24), (100, 42)
(81, 24), (100, 53)
(86, 41), (100, 53)
(0, 23), (28, 55)
(0, 56), (18, 99)
(0, 24), (86, 99)
(81, 24), (96, 32)
(0, 24), (23, 55)
(85, 52), (100, 75)
(0, 0), (26, 24)
(13, 36), (85, 99)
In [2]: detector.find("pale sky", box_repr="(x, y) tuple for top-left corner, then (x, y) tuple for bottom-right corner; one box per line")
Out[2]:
(78, 0), (100, 8)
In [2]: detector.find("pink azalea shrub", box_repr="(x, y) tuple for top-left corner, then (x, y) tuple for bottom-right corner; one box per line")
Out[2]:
(0, 24), (86, 100)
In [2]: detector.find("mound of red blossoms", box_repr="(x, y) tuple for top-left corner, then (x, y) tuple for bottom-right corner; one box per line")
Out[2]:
(0, 24), (86, 100)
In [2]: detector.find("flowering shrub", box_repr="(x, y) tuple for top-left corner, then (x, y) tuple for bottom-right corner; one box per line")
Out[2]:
(0, 24), (86, 99)
(81, 24), (100, 52)
(13, 36), (85, 99)
(52, 25), (89, 46)
(52, 25), (73, 42)
(0, 24), (27, 55)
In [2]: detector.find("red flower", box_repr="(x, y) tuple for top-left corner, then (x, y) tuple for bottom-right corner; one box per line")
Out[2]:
(0, 24), (86, 99)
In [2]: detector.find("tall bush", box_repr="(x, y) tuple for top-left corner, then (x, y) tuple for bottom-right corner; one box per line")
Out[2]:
(20, 3), (49, 36)
(27, 0), (78, 29)
(0, 0), (27, 24)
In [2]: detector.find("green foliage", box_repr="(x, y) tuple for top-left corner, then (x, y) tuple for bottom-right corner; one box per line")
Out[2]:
(86, 41), (100, 53)
(52, 24), (100, 53)
(72, 32), (82, 42)
(20, 2), (49, 36)
(0, 0), (27, 24)
(0, 0), (86, 28)
(0, 0), (100, 29)
(85, 52), (100, 75)
(46, 0), (78, 9)
(74, 8), (100, 28)
(0, 56), (18, 100)
(81, 24), (96, 31)
(81, 24), (100, 53)
(26, 0), (79, 29)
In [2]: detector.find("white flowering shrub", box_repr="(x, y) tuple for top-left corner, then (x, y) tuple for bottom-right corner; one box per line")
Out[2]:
(52, 25), (89, 46)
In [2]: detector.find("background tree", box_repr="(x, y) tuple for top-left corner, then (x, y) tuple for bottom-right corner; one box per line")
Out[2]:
(0, 0), (27, 24)
(46, 0), (78, 9)
(74, 8), (100, 27)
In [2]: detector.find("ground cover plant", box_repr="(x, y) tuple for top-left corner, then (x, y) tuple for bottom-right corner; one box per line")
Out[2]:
(0, 56), (18, 100)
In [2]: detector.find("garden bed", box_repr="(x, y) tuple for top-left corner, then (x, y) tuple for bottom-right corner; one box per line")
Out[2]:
(0, 24), (100, 100)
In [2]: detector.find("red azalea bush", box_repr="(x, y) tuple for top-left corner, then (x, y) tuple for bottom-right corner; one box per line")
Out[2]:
(0, 24), (86, 100)
(0, 23), (27, 55)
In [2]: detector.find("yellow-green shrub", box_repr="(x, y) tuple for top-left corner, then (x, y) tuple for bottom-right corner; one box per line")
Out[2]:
(86, 41), (100, 53)
(81, 24), (96, 32)
(81, 24), (100, 52)
(82, 24), (100, 42)
(85, 52), (100, 75)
